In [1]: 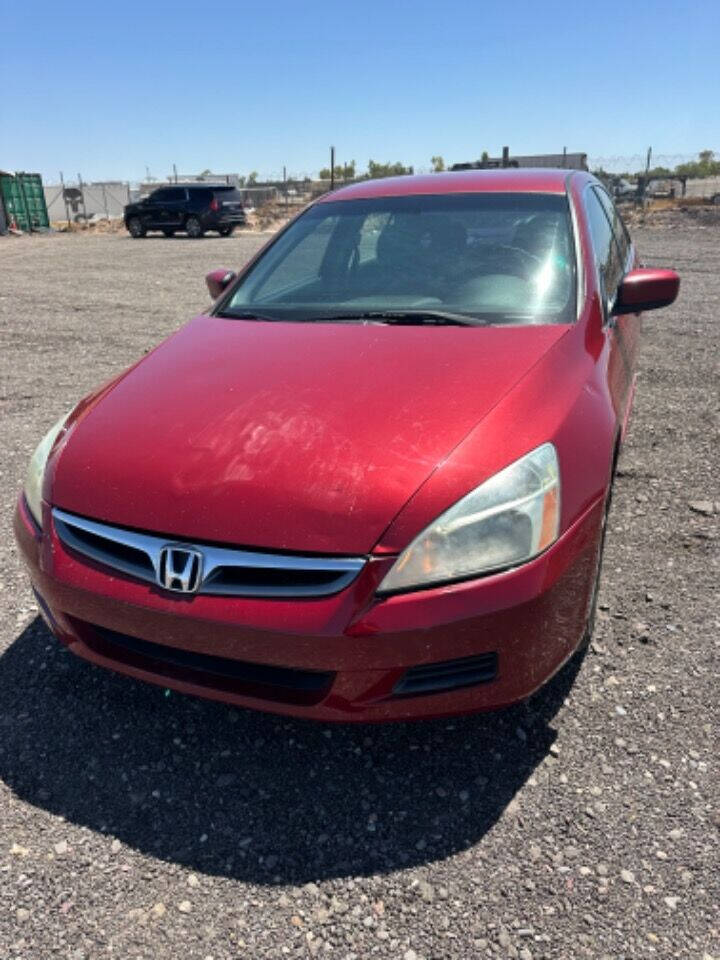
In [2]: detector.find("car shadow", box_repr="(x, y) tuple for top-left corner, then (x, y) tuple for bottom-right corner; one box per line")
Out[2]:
(0, 617), (583, 884)
(127, 233), (247, 241)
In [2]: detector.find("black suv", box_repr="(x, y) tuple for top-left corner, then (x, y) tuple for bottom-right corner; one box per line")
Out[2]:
(124, 184), (246, 238)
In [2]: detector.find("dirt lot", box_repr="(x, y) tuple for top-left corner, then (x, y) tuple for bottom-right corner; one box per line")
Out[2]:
(0, 220), (718, 960)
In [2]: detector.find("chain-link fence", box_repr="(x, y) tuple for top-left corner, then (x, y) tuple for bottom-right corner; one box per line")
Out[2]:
(30, 153), (720, 229)
(44, 180), (131, 224)
(588, 154), (720, 200)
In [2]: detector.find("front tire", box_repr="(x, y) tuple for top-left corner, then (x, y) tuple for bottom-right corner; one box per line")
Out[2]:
(127, 217), (146, 238)
(185, 216), (204, 238)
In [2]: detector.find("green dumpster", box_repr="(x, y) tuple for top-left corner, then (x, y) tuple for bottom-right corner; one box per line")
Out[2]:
(17, 173), (50, 229)
(0, 172), (50, 231)
(0, 172), (29, 231)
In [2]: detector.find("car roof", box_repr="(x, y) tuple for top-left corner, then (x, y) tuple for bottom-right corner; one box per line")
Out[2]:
(318, 168), (585, 202)
(154, 183), (234, 190)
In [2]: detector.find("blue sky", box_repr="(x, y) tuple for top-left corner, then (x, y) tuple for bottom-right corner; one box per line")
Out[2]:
(2, 0), (718, 183)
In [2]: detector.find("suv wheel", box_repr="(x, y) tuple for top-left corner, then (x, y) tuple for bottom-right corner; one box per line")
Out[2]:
(127, 217), (146, 238)
(185, 216), (204, 238)
(218, 225), (235, 237)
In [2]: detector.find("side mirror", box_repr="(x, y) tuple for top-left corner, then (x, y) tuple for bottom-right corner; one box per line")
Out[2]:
(206, 268), (237, 300)
(613, 268), (679, 315)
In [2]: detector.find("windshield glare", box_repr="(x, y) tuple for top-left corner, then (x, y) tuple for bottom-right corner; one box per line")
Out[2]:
(224, 192), (577, 325)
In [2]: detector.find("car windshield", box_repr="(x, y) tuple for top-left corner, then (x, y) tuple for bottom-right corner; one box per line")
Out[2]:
(221, 192), (576, 325)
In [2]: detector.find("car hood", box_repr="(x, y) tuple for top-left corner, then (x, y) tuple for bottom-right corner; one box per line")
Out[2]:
(51, 316), (568, 554)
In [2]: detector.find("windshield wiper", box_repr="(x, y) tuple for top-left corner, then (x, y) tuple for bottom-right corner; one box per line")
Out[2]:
(216, 308), (486, 326)
(216, 310), (283, 322)
(307, 310), (485, 326)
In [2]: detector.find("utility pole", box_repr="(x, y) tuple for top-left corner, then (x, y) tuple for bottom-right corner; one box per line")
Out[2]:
(641, 146), (653, 209)
(283, 165), (288, 210)
(173, 163), (178, 183)
(330, 146), (335, 191)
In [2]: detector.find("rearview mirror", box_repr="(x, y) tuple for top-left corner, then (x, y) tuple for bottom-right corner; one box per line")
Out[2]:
(613, 268), (679, 315)
(206, 268), (237, 300)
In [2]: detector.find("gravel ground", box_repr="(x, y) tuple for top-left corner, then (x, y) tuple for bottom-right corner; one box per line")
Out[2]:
(0, 220), (718, 960)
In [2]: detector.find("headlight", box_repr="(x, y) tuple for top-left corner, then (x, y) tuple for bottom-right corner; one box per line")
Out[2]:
(378, 443), (560, 594)
(23, 415), (70, 526)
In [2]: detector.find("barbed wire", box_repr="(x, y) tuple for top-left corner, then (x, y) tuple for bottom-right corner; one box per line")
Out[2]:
(587, 153), (708, 172)
(52, 151), (717, 188)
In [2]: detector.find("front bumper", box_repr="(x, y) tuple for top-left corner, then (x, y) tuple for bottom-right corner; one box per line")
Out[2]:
(14, 495), (603, 721)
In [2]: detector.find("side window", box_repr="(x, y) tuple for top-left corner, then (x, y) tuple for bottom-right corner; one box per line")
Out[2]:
(242, 216), (340, 302)
(593, 187), (630, 267)
(585, 188), (624, 311)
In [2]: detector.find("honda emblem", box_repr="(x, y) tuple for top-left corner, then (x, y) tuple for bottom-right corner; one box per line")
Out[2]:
(158, 545), (204, 593)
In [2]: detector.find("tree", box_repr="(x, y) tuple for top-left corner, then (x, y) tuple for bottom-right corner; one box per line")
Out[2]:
(673, 150), (719, 179)
(431, 156), (445, 172)
(645, 166), (673, 179)
(247, 171), (258, 185)
(366, 160), (414, 179)
(318, 161), (356, 180)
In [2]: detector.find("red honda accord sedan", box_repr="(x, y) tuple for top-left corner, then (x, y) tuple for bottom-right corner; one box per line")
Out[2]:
(14, 169), (679, 721)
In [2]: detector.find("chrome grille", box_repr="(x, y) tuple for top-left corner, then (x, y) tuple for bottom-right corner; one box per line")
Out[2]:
(53, 508), (365, 598)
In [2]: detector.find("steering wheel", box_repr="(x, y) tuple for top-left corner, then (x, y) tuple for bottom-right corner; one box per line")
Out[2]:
(487, 244), (543, 278)
(470, 244), (542, 281)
